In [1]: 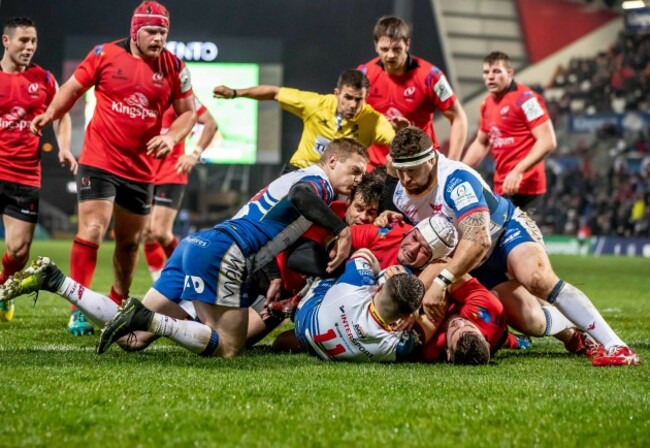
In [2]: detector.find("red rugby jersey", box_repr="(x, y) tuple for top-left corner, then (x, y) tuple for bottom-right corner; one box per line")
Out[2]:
(154, 99), (207, 185)
(479, 82), (550, 195)
(420, 278), (508, 362)
(0, 64), (57, 187)
(358, 56), (457, 167)
(74, 39), (193, 183)
(350, 221), (412, 270)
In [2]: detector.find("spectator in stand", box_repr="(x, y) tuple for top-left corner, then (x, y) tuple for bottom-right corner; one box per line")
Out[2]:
(30, 1), (196, 335)
(357, 15), (467, 168)
(464, 52), (556, 214)
(213, 69), (395, 173)
(143, 99), (217, 280)
(0, 17), (76, 321)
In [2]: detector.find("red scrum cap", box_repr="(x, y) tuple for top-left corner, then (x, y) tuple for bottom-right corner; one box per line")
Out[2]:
(130, 1), (170, 41)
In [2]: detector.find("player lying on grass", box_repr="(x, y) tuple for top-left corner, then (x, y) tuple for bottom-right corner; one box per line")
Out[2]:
(0, 138), (368, 358)
(381, 126), (640, 366)
(274, 216), (503, 363)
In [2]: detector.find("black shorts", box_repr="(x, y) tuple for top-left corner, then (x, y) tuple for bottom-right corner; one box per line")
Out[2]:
(0, 180), (39, 224)
(77, 164), (154, 215)
(503, 193), (544, 216)
(153, 183), (186, 209)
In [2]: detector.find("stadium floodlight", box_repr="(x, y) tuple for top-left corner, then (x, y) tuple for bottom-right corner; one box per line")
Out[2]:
(622, 1), (646, 9)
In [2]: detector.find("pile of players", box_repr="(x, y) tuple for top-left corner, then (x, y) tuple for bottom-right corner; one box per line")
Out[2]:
(0, 2), (640, 366)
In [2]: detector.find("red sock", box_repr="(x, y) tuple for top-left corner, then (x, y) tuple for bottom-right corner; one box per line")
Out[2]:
(162, 236), (179, 259)
(504, 332), (520, 349)
(69, 237), (99, 311)
(109, 286), (128, 306)
(144, 241), (165, 272)
(0, 252), (27, 285)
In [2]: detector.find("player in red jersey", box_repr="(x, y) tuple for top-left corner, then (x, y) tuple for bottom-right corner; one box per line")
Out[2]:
(358, 16), (468, 169)
(143, 98), (217, 280)
(30, 1), (196, 335)
(463, 51), (557, 213)
(0, 17), (76, 321)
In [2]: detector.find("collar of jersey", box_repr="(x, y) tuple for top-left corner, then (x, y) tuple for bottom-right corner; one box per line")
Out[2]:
(369, 300), (393, 331)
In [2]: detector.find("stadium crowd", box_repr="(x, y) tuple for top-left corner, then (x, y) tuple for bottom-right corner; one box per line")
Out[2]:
(0, 1), (642, 367)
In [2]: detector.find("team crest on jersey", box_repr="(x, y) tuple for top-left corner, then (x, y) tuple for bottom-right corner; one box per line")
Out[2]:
(28, 83), (39, 94)
(500, 106), (510, 116)
(450, 181), (479, 209)
(403, 86), (416, 100)
(152, 71), (164, 84)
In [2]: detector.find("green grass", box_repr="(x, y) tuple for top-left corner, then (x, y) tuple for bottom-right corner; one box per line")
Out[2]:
(0, 241), (649, 447)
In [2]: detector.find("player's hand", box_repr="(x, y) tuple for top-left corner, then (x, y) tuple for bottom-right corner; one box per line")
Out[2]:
(381, 264), (407, 281)
(263, 278), (283, 307)
(385, 154), (398, 177)
(374, 210), (403, 228)
(422, 282), (448, 326)
(388, 116), (411, 131)
(175, 153), (200, 174)
(146, 134), (175, 159)
(392, 312), (416, 332)
(30, 113), (54, 136)
(502, 170), (523, 195)
(213, 85), (235, 99)
(327, 226), (352, 273)
(59, 150), (78, 175)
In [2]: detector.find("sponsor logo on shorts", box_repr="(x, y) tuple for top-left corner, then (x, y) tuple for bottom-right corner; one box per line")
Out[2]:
(186, 236), (209, 247)
(184, 275), (205, 294)
(79, 176), (91, 191)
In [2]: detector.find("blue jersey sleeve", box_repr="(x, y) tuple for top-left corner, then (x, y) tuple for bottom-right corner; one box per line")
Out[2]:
(335, 256), (377, 288)
(442, 169), (490, 221)
(298, 175), (335, 205)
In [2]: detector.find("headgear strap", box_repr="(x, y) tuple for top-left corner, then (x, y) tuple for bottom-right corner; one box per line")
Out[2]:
(391, 146), (435, 168)
(130, 1), (170, 42)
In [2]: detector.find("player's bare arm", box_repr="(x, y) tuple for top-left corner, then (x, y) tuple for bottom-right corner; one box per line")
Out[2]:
(175, 107), (217, 174)
(450, 211), (492, 275)
(213, 84), (280, 101)
(462, 130), (490, 167)
(31, 76), (87, 135)
(442, 101), (468, 161)
(422, 211), (490, 323)
(53, 112), (78, 175)
(148, 95), (196, 159)
(502, 120), (557, 194)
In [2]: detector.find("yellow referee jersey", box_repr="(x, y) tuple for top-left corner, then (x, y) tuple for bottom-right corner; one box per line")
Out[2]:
(277, 87), (395, 168)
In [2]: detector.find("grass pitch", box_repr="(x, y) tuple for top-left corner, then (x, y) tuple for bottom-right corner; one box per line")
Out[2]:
(0, 241), (648, 447)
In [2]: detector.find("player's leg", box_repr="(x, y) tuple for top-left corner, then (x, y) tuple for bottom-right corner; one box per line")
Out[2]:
(150, 184), (184, 257)
(492, 280), (574, 338)
(110, 175), (155, 304)
(507, 242), (639, 365)
(0, 183), (40, 321)
(112, 204), (148, 302)
(69, 165), (118, 335)
(98, 229), (252, 357)
(0, 256), (119, 326)
(142, 212), (165, 281)
(0, 217), (36, 321)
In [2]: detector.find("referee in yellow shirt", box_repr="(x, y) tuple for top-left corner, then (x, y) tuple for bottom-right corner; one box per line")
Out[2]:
(213, 69), (396, 173)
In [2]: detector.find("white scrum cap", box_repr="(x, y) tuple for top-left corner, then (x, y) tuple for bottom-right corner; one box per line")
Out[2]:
(414, 215), (458, 260)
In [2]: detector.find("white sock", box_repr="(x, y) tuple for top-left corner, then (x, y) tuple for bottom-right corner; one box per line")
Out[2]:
(149, 313), (220, 356)
(541, 306), (574, 336)
(550, 281), (625, 350)
(57, 277), (119, 326)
